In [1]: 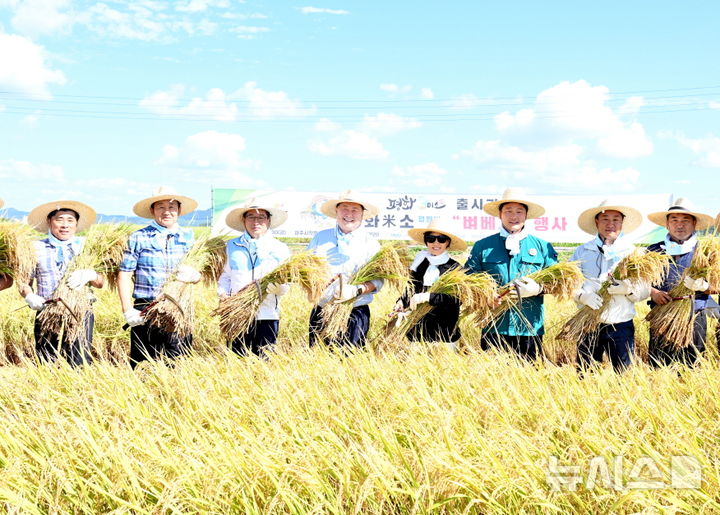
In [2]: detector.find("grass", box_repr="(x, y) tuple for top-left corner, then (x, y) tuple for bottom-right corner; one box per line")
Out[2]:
(0, 239), (719, 512)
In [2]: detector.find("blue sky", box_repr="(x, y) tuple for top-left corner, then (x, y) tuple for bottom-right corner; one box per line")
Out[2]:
(1, 1), (719, 216)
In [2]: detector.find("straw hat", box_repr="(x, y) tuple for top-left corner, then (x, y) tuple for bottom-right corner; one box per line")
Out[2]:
(408, 219), (467, 251)
(132, 186), (198, 219)
(27, 200), (97, 233)
(0, 199), (4, 209)
(577, 199), (643, 235)
(483, 188), (545, 219)
(225, 199), (288, 231)
(319, 190), (379, 220)
(647, 198), (714, 231)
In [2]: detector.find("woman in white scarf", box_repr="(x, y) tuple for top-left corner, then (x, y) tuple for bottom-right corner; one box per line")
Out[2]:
(394, 220), (467, 346)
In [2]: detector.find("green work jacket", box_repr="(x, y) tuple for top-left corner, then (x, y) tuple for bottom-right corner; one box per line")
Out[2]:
(465, 232), (558, 336)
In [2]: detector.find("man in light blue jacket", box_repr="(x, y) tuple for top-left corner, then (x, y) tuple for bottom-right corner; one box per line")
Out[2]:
(307, 190), (383, 347)
(571, 200), (649, 371)
(218, 201), (290, 356)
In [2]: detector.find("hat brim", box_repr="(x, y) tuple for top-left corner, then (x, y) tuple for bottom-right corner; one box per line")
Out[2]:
(133, 194), (198, 219)
(0, 199), (4, 209)
(483, 198), (545, 219)
(647, 210), (714, 231)
(407, 227), (467, 251)
(577, 205), (643, 235)
(320, 197), (379, 220)
(225, 206), (288, 231)
(27, 200), (97, 233)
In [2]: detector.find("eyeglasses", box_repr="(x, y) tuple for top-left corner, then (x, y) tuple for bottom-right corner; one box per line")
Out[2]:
(424, 234), (450, 244)
(245, 215), (269, 222)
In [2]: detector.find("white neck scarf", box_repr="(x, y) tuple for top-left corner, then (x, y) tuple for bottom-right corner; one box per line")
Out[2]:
(664, 233), (697, 256)
(500, 226), (528, 256)
(410, 250), (450, 286)
(594, 233), (634, 267)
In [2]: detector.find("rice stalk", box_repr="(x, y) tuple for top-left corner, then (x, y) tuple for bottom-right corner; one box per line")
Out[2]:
(320, 243), (412, 341)
(558, 249), (671, 343)
(0, 221), (38, 286)
(200, 236), (229, 286)
(213, 252), (329, 342)
(492, 261), (584, 320)
(646, 236), (720, 349)
(144, 234), (217, 338)
(383, 268), (497, 349)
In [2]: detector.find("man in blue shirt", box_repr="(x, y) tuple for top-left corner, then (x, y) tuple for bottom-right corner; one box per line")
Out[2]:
(465, 188), (557, 360)
(646, 198), (714, 367)
(118, 186), (200, 368)
(307, 191), (382, 347)
(22, 200), (103, 366)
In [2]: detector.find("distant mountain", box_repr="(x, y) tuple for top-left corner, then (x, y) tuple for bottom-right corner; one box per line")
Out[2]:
(2, 207), (213, 227)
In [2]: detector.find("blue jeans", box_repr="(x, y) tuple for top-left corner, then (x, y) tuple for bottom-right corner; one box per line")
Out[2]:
(309, 304), (370, 348)
(577, 319), (634, 372)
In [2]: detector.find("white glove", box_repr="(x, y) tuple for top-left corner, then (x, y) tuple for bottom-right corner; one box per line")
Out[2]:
(515, 277), (542, 298)
(123, 309), (145, 327)
(334, 283), (362, 303)
(578, 291), (603, 310)
(67, 269), (98, 290)
(265, 282), (287, 296)
(409, 292), (431, 311)
(176, 265), (201, 284)
(24, 292), (46, 311)
(607, 279), (633, 296)
(683, 276), (709, 292)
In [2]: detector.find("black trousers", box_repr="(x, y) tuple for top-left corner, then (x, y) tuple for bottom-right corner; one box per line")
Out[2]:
(648, 311), (707, 367)
(34, 312), (94, 367)
(230, 319), (279, 357)
(481, 332), (543, 361)
(577, 319), (634, 372)
(309, 304), (370, 348)
(129, 300), (192, 368)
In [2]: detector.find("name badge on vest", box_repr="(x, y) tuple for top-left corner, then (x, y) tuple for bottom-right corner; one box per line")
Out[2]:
(529, 248), (537, 256)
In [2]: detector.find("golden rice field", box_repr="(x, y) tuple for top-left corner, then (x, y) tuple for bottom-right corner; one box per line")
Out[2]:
(1, 248), (719, 513)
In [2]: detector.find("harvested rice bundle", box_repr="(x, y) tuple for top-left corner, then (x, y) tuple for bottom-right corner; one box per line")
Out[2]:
(37, 223), (128, 343)
(646, 236), (720, 349)
(143, 234), (218, 338)
(558, 249), (671, 342)
(493, 261), (584, 318)
(200, 236), (229, 285)
(81, 223), (135, 291)
(0, 221), (38, 286)
(320, 243), (412, 341)
(213, 251), (329, 341)
(387, 268), (497, 345)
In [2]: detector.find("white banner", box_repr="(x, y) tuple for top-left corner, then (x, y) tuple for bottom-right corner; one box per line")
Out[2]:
(212, 190), (672, 244)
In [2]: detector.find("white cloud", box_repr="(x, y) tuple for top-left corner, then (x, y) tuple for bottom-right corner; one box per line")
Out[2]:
(307, 130), (388, 160)
(0, 33), (66, 98)
(140, 85), (239, 121)
(232, 81), (315, 118)
(359, 113), (421, 136)
(674, 134), (720, 168)
(230, 25), (270, 39)
(0, 159), (64, 181)
(494, 80), (653, 158)
(8, 0), (74, 37)
(710, 102), (720, 110)
(140, 82), (314, 121)
(314, 118), (340, 132)
(299, 6), (349, 15)
(392, 163), (448, 187)
(176, 0), (230, 13)
(456, 139), (640, 191)
(420, 88), (434, 100)
(379, 83), (412, 94)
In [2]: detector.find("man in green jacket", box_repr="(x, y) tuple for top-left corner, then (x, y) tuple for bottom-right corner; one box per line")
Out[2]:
(465, 188), (558, 360)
